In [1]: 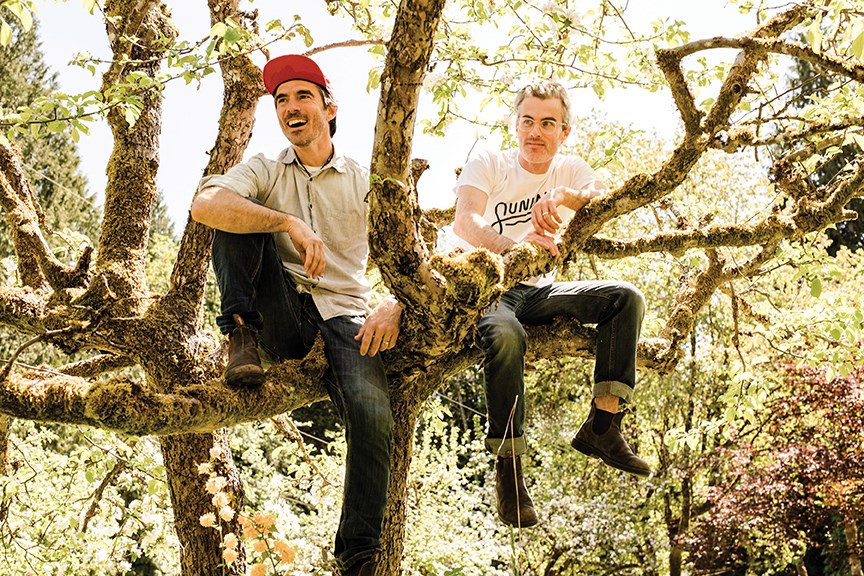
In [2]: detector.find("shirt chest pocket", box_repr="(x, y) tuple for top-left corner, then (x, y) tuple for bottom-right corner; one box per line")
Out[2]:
(319, 203), (367, 252)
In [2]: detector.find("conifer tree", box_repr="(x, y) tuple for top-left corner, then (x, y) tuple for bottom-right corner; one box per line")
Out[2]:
(0, 17), (99, 260)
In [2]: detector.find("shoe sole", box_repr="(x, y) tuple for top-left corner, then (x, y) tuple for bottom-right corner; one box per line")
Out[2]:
(225, 367), (266, 388)
(497, 511), (539, 528)
(570, 437), (651, 476)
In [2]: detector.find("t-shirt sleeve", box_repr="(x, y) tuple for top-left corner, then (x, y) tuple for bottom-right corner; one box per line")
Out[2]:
(196, 153), (273, 200)
(455, 149), (498, 198)
(564, 155), (603, 191)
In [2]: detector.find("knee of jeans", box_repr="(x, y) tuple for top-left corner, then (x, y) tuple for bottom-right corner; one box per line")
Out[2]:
(345, 391), (394, 440)
(480, 320), (527, 360)
(618, 282), (646, 316)
(212, 229), (271, 258)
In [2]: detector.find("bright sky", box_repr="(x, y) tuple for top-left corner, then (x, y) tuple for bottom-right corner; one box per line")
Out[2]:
(31, 0), (757, 233)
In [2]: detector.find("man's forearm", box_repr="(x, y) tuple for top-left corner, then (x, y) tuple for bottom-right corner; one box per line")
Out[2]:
(557, 180), (607, 212)
(191, 187), (293, 234)
(453, 215), (516, 254)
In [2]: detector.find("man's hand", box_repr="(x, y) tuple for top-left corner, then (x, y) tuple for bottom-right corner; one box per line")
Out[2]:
(285, 218), (326, 279)
(524, 231), (560, 257)
(355, 297), (403, 357)
(532, 187), (565, 235)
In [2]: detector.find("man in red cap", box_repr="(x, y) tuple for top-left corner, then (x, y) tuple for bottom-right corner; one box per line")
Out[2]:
(191, 54), (399, 576)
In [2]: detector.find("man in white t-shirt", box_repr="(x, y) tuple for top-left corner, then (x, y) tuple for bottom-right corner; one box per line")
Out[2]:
(453, 81), (650, 528)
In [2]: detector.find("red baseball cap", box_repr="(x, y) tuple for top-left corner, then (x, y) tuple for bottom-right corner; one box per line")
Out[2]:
(262, 54), (333, 99)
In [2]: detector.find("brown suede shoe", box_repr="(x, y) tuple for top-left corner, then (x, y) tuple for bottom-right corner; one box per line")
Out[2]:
(495, 455), (539, 528)
(571, 402), (651, 476)
(224, 316), (265, 388)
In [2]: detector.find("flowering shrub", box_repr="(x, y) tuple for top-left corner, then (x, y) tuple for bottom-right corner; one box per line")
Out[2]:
(198, 446), (297, 575)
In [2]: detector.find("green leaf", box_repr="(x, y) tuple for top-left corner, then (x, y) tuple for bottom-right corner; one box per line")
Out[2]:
(664, 432), (678, 452)
(205, 38), (217, 60)
(685, 433), (700, 451)
(852, 29), (864, 60)
(123, 106), (139, 127)
(82, 0), (98, 14)
(85, 468), (95, 483)
(367, 68), (381, 91)
(147, 478), (160, 496)
(224, 27), (241, 45)
(0, 19), (12, 46)
(806, 18), (823, 54)
(265, 18), (283, 33)
(810, 277), (822, 298)
(10, 2), (33, 32)
(209, 22), (227, 38)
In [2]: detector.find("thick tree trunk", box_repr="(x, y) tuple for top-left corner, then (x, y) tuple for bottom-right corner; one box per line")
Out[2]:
(93, 0), (177, 309)
(0, 414), (9, 474)
(366, 1), (448, 570)
(156, 1), (264, 573)
(378, 391), (424, 575)
(161, 430), (246, 576)
(846, 518), (863, 576)
(668, 476), (691, 576)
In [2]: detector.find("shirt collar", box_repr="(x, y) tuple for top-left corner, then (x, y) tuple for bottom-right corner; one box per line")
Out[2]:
(278, 145), (347, 173)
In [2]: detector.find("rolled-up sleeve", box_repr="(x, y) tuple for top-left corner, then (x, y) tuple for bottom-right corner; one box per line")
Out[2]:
(196, 154), (275, 200)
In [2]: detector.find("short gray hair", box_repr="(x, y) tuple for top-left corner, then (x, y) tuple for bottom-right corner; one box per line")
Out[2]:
(514, 81), (572, 128)
(318, 86), (337, 137)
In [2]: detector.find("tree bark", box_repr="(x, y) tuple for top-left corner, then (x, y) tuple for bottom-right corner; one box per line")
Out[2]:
(91, 0), (177, 311)
(846, 518), (863, 576)
(162, 431), (246, 576)
(0, 414), (9, 474)
(367, 1), (448, 572)
(378, 394), (424, 575)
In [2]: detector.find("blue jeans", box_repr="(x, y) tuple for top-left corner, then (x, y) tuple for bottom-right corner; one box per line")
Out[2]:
(477, 281), (645, 457)
(212, 230), (393, 569)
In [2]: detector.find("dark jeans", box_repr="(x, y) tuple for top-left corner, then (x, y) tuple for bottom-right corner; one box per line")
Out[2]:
(212, 230), (393, 569)
(477, 281), (645, 457)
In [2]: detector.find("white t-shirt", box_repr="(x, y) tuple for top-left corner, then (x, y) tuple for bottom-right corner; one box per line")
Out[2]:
(454, 148), (600, 286)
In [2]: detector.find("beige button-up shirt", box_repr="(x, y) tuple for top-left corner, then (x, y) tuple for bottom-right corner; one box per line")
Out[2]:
(198, 147), (372, 320)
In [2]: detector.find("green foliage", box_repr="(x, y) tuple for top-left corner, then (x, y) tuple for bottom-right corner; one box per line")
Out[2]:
(0, 18), (100, 252)
(0, 0), (35, 47)
(3, 3), (864, 575)
(0, 8), (314, 142)
(1, 422), (178, 575)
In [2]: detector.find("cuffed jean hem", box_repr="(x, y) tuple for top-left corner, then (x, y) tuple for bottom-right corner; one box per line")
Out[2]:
(339, 548), (380, 573)
(485, 435), (528, 457)
(593, 380), (634, 403)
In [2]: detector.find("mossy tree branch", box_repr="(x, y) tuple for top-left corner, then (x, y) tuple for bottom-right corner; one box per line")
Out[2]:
(0, 142), (92, 291)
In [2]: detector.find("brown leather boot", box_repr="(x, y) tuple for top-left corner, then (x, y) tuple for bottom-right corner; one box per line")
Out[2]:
(224, 315), (265, 388)
(495, 455), (539, 528)
(571, 402), (651, 476)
